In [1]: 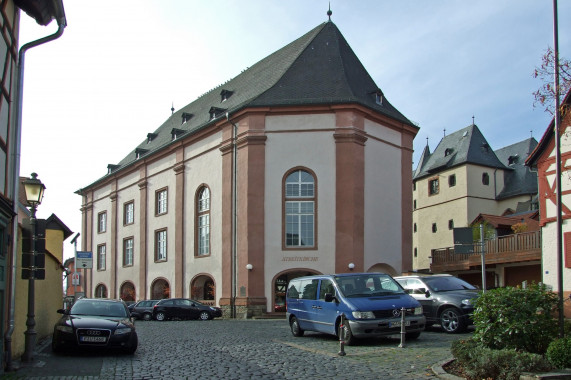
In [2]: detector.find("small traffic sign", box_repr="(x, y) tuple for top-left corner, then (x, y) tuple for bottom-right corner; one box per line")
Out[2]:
(75, 251), (93, 269)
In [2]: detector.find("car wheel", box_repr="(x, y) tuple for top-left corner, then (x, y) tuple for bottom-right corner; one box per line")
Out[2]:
(340, 319), (355, 346)
(290, 316), (304, 337)
(199, 311), (211, 321)
(155, 312), (166, 321)
(142, 313), (152, 321)
(440, 307), (466, 333)
(405, 331), (421, 340)
(51, 340), (62, 354)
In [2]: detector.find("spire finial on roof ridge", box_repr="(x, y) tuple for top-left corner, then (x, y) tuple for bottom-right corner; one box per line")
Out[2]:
(327, 2), (332, 21)
(171, 102), (175, 115)
(472, 115), (475, 125)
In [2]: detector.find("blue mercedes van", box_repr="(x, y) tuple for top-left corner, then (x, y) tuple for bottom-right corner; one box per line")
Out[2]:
(286, 273), (426, 345)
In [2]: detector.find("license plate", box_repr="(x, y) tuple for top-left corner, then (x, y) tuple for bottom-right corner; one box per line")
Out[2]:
(80, 336), (107, 343)
(389, 320), (411, 328)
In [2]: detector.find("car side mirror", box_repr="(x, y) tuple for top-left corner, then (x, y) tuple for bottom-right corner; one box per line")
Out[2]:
(425, 290), (431, 298)
(324, 293), (336, 303)
(57, 308), (68, 315)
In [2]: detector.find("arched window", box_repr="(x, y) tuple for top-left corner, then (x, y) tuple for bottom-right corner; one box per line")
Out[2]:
(196, 186), (211, 256)
(151, 278), (170, 299)
(94, 284), (107, 298)
(284, 169), (315, 248)
(120, 282), (136, 301)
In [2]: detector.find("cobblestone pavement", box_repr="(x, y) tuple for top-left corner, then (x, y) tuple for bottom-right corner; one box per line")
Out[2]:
(1, 319), (471, 380)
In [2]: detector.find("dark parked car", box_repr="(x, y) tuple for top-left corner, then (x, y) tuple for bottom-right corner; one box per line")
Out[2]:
(152, 298), (222, 321)
(52, 298), (138, 354)
(394, 274), (479, 333)
(130, 300), (160, 321)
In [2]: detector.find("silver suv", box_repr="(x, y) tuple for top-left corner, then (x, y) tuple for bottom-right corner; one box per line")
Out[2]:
(394, 274), (479, 333)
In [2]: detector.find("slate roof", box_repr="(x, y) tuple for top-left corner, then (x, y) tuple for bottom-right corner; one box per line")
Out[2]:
(494, 138), (538, 199)
(412, 124), (509, 180)
(82, 21), (414, 190)
(413, 124), (539, 201)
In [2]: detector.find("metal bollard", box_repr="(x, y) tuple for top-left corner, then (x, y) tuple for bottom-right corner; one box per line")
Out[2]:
(398, 307), (406, 348)
(338, 314), (346, 356)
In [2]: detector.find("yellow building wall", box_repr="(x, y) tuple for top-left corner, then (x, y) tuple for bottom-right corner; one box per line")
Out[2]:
(13, 227), (65, 358)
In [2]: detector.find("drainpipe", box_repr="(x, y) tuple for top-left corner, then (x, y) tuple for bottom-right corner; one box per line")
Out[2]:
(226, 113), (238, 319)
(5, 5), (66, 370)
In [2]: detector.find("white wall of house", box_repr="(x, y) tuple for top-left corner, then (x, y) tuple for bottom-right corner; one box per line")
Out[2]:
(364, 119), (404, 273)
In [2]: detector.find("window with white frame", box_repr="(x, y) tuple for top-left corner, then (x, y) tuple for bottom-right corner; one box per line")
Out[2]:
(123, 237), (134, 266)
(156, 229), (167, 261)
(97, 244), (106, 270)
(97, 211), (107, 233)
(284, 169), (315, 248)
(156, 188), (168, 215)
(124, 201), (134, 225)
(197, 186), (210, 256)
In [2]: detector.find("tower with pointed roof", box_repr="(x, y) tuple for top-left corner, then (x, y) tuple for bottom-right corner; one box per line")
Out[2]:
(77, 18), (418, 317)
(412, 124), (539, 287)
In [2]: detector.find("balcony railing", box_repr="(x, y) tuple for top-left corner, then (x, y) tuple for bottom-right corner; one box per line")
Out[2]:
(431, 230), (542, 272)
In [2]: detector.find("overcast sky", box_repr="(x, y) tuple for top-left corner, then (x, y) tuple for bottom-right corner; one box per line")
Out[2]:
(18, 1), (570, 261)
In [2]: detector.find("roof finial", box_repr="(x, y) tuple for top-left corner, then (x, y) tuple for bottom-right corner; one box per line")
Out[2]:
(530, 130), (533, 138)
(327, 2), (332, 21)
(171, 102), (175, 115)
(472, 115), (475, 125)
(426, 137), (429, 146)
(443, 128), (446, 137)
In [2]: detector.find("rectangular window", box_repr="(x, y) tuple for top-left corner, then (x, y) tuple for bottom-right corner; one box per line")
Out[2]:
(448, 219), (454, 230)
(449, 174), (456, 187)
(285, 201), (314, 247)
(156, 229), (167, 261)
(565, 232), (571, 268)
(97, 212), (107, 233)
(198, 214), (210, 256)
(97, 244), (106, 270)
(123, 237), (134, 266)
(432, 223), (437, 233)
(124, 201), (134, 225)
(156, 188), (168, 215)
(429, 178), (439, 195)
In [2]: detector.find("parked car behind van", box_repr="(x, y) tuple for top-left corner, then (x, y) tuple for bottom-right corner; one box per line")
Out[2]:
(130, 300), (160, 321)
(286, 273), (425, 345)
(394, 274), (479, 333)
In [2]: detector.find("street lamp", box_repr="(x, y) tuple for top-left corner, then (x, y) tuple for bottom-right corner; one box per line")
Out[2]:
(21, 172), (45, 363)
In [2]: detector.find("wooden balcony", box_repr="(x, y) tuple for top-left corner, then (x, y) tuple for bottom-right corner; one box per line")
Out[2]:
(430, 230), (542, 273)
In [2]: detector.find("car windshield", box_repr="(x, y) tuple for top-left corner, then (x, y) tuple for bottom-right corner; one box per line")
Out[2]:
(70, 300), (128, 318)
(334, 274), (404, 298)
(422, 276), (477, 292)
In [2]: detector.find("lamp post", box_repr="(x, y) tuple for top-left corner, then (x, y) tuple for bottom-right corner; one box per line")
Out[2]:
(21, 172), (45, 363)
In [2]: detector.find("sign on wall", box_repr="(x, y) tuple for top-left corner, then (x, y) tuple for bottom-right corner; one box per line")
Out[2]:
(75, 251), (93, 269)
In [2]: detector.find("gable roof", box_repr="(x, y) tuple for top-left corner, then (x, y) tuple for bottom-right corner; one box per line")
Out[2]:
(82, 21), (414, 189)
(526, 89), (571, 167)
(413, 124), (508, 180)
(471, 210), (540, 232)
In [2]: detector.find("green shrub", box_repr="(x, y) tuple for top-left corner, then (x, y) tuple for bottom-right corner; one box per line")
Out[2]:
(472, 283), (558, 354)
(451, 338), (552, 380)
(546, 336), (571, 369)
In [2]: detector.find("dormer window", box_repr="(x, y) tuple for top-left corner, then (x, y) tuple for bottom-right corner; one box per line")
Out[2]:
(181, 112), (193, 124)
(444, 148), (454, 156)
(481, 143), (490, 153)
(107, 164), (119, 174)
(135, 148), (148, 159)
(147, 133), (157, 144)
(508, 155), (519, 165)
(171, 128), (184, 141)
(220, 89), (233, 102)
(374, 90), (383, 105)
(209, 107), (226, 120)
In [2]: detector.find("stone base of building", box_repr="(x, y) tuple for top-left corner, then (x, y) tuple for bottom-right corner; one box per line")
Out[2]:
(219, 297), (267, 319)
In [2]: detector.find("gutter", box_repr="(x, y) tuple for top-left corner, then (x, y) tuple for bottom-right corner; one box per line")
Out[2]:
(5, 3), (66, 370)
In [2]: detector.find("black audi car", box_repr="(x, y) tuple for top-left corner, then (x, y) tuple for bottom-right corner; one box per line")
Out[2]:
(152, 298), (222, 321)
(52, 298), (138, 354)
